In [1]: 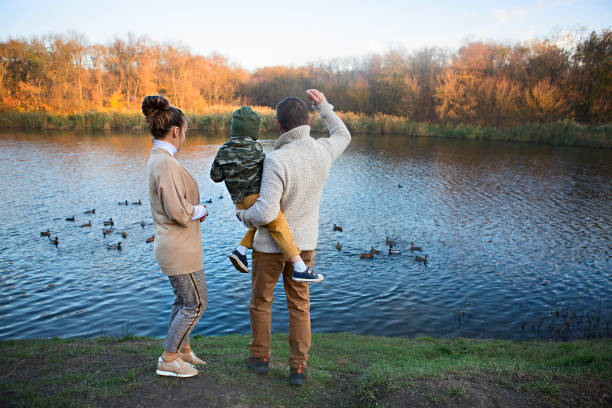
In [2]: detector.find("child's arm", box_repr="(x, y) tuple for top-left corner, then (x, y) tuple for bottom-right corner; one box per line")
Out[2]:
(209, 150), (225, 182)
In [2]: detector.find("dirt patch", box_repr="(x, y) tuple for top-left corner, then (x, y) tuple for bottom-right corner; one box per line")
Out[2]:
(377, 373), (612, 408)
(99, 374), (250, 408)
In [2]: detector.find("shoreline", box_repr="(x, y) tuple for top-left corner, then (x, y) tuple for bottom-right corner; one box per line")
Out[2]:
(1, 110), (610, 149)
(1, 333), (610, 407)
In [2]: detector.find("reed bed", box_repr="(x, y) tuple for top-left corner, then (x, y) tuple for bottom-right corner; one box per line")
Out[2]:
(0, 109), (610, 148)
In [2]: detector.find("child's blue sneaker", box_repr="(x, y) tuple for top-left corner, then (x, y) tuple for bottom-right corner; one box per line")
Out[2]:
(291, 267), (324, 283)
(229, 250), (249, 273)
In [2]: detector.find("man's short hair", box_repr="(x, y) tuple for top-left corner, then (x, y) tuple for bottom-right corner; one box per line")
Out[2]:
(276, 97), (309, 132)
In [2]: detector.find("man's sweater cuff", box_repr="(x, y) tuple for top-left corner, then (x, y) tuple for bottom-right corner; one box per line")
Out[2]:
(314, 99), (334, 116)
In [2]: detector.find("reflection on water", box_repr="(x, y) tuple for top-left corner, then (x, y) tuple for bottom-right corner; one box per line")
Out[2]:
(0, 130), (610, 340)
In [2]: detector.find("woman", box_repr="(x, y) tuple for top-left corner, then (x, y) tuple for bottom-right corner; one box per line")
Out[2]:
(143, 95), (208, 378)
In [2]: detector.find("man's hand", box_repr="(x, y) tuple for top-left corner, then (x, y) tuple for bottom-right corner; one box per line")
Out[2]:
(236, 210), (254, 228)
(306, 89), (325, 106)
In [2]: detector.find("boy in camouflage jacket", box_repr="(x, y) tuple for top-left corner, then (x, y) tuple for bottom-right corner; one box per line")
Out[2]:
(210, 106), (320, 281)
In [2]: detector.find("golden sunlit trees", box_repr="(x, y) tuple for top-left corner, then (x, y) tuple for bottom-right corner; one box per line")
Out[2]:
(525, 79), (568, 122)
(0, 30), (610, 127)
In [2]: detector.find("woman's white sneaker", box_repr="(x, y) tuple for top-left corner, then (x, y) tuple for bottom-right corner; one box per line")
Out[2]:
(156, 356), (198, 377)
(177, 350), (207, 365)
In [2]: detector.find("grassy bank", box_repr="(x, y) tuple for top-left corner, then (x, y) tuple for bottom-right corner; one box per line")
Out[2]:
(1, 334), (610, 407)
(1, 109), (610, 148)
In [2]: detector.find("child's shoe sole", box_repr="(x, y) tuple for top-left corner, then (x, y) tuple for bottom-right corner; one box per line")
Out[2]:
(292, 275), (324, 283)
(229, 254), (248, 273)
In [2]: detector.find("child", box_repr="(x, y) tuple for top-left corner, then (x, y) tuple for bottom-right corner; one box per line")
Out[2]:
(210, 106), (323, 283)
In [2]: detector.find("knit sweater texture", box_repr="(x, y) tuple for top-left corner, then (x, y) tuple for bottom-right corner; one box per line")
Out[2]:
(241, 99), (351, 253)
(147, 149), (203, 276)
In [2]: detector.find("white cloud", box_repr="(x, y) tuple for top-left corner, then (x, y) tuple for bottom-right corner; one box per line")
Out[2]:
(492, 0), (582, 25)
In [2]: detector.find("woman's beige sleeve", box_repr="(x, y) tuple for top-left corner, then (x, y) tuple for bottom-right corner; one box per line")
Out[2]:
(157, 161), (195, 227)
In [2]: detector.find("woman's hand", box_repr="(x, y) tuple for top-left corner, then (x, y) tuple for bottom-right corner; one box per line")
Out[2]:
(198, 205), (208, 222)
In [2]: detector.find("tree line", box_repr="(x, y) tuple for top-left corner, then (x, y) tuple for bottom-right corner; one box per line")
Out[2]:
(0, 30), (610, 126)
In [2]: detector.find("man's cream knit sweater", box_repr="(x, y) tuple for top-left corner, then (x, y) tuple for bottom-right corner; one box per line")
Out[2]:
(241, 99), (351, 253)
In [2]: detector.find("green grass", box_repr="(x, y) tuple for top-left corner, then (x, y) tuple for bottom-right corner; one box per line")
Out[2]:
(0, 334), (610, 407)
(1, 110), (610, 148)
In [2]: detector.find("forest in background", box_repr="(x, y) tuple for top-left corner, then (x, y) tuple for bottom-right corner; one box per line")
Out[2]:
(0, 29), (610, 128)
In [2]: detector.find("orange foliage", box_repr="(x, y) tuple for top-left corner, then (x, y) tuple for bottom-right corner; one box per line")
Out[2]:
(0, 30), (610, 126)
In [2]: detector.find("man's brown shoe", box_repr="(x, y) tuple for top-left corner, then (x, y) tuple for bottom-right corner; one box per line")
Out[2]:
(289, 364), (306, 385)
(245, 356), (269, 374)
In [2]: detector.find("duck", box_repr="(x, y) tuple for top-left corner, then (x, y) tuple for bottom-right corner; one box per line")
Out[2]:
(398, 184), (403, 188)
(333, 224), (343, 232)
(102, 229), (113, 236)
(118, 200), (128, 206)
(49, 236), (59, 246)
(83, 209), (95, 214)
(335, 241), (342, 251)
(103, 218), (114, 226)
(121, 231), (127, 239)
(389, 248), (401, 255)
(40, 229), (51, 237)
(80, 220), (91, 228)
(415, 254), (428, 264)
(146, 235), (155, 243)
(204, 198), (213, 204)
(106, 242), (122, 250)
(360, 252), (373, 259)
(385, 236), (395, 247)
(410, 243), (422, 252)
(218, 194), (224, 199)
(65, 216), (75, 222)
(370, 247), (381, 255)
(131, 200), (141, 205)
(140, 220), (146, 228)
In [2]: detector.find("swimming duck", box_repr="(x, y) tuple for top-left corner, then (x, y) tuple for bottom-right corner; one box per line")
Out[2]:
(146, 235), (155, 243)
(204, 198), (213, 204)
(333, 224), (343, 232)
(370, 247), (381, 255)
(106, 242), (122, 250)
(410, 243), (422, 252)
(103, 218), (114, 226)
(121, 231), (127, 238)
(360, 252), (373, 259)
(389, 248), (401, 255)
(414, 254), (428, 264)
(65, 216), (75, 222)
(336, 241), (342, 250)
(84, 209), (95, 214)
(118, 200), (128, 206)
(385, 237), (395, 247)
(80, 220), (91, 228)
(40, 229), (51, 237)
(140, 220), (146, 228)
(49, 236), (59, 246)
(219, 194), (224, 199)
(132, 200), (141, 205)
(398, 184), (403, 188)
(102, 229), (113, 236)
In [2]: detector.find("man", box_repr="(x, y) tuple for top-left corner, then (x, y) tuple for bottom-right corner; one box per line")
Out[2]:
(236, 89), (351, 385)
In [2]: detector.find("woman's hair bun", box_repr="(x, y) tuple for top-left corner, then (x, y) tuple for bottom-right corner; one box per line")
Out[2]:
(142, 95), (170, 117)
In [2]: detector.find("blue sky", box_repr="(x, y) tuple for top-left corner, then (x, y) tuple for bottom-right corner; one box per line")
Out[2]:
(0, 0), (610, 70)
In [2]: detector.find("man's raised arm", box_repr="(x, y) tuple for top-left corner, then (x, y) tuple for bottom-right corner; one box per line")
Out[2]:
(307, 89), (351, 162)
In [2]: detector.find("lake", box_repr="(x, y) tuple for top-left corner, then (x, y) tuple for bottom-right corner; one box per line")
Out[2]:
(0, 130), (610, 341)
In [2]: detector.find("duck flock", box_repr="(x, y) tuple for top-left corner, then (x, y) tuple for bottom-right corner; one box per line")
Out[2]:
(40, 200), (152, 251)
(40, 194), (428, 266)
(333, 224), (429, 265)
(40, 195), (227, 251)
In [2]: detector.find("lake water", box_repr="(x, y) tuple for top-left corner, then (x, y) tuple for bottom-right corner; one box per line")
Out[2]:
(0, 130), (610, 341)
